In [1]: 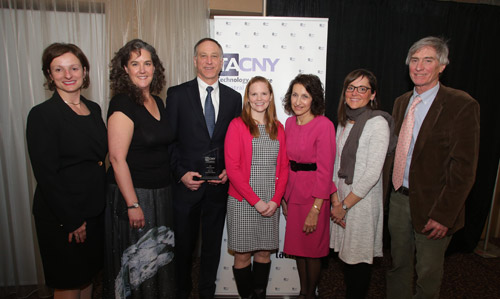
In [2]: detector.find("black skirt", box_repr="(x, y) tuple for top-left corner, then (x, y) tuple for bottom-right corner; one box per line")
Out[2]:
(103, 184), (176, 299)
(34, 213), (104, 289)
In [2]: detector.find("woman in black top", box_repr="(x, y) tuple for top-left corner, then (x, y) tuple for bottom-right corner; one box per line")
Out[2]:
(104, 39), (175, 298)
(26, 43), (107, 299)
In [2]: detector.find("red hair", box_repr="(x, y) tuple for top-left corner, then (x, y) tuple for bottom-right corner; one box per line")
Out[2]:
(241, 76), (278, 140)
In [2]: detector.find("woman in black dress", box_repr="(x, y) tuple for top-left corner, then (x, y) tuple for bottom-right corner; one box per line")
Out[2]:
(26, 43), (107, 299)
(104, 39), (175, 298)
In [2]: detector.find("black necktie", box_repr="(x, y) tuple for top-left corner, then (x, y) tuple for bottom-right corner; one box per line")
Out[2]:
(205, 86), (215, 137)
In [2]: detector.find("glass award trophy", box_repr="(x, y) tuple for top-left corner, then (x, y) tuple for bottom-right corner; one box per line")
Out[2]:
(199, 148), (221, 180)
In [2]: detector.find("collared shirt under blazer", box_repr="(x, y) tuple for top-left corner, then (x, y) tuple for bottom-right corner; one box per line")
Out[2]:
(386, 84), (480, 234)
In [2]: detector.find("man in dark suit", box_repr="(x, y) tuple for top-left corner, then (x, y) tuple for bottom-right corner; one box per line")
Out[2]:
(385, 36), (480, 298)
(166, 38), (242, 299)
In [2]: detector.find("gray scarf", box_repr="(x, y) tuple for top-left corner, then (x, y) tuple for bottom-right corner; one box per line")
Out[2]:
(338, 105), (397, 185)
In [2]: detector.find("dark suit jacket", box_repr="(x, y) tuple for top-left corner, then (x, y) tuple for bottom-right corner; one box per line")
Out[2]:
(166, 78), (242, 194)
(26, 91), (107, 232)
(384, 84), (480, 234)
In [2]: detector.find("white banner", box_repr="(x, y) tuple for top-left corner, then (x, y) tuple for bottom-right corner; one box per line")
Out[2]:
(213, 16), (329, 296)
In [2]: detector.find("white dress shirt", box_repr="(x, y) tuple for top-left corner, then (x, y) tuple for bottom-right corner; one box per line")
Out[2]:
(197, 77), (220, 121)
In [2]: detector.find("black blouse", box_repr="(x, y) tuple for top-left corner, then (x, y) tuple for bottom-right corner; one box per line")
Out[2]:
(107, 94), (174, 189)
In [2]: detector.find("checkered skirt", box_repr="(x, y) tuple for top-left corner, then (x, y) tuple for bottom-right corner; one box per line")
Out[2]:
(227, 125), (280, 252)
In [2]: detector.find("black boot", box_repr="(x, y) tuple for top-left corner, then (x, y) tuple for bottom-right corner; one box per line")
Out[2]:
(233, 265), (254, 299)
(252, 261), (271, 299)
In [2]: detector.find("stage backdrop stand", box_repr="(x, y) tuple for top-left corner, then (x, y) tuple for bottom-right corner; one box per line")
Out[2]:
(212, 16), (329, 297)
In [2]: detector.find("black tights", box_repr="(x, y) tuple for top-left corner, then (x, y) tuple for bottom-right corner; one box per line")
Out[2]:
(344, 262), (372, 299)
(296, 257), (321, 299)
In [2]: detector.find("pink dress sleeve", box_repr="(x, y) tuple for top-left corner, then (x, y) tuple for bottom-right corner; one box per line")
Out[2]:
(311, 117), (337, 199)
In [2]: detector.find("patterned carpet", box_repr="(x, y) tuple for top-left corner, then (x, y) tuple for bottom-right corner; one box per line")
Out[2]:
(3, 240), (500, 299)
(318, 244), (500, 299)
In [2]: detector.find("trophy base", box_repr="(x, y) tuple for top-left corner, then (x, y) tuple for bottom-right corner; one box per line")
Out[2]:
(199, 175), (222, 181)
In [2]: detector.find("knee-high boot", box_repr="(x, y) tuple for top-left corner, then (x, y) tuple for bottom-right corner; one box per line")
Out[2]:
(252, 261), (271, 299)
(233, 265), (254, 299)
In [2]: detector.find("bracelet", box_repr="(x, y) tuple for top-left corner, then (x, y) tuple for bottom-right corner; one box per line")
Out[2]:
(127, 202), (140, 209)
(313, 204), (321, 213)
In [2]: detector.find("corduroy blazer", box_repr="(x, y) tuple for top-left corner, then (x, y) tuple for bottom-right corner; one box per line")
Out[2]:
(384, 84), (480, 235)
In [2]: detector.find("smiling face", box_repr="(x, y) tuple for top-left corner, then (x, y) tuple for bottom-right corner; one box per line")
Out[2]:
(124, 49), (154, 91)
(194, 40), (223, 85)
(248, 81), (271, 118)
(291, 83), (313, 119)
(409, 46), (446, 94)
(345, 76), (376, 110)
(49, 52), (85, 96)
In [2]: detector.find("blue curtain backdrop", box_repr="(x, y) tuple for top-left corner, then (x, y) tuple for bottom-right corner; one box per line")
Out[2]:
(267, 0), (500, 252)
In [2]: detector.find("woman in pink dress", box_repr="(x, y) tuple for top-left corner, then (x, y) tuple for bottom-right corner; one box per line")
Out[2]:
(282, 74), (336, 299)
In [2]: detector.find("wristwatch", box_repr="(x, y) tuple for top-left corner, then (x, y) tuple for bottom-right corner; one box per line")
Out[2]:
(127, 203), (140, 209)
(342, 203), (349, 211)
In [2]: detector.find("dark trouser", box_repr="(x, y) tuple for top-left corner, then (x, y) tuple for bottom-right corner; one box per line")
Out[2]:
(386, 190), (452, 299)
(344, 262), (371, 299)
(174, 184), (227, 299)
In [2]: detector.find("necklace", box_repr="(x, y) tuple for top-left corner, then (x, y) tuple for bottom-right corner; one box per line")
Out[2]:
(63, 100), (81, 105)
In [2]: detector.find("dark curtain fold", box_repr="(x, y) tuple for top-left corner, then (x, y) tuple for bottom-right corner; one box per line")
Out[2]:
(268, 0), (500, 252)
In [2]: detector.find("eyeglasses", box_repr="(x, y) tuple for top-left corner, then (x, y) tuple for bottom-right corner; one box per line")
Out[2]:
(346, 85), (371, 94)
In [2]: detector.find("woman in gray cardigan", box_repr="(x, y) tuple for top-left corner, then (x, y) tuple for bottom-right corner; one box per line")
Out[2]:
(330, 69), (395, 299)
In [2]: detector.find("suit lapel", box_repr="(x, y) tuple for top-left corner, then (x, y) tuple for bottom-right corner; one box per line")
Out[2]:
(54, 92), (106, 152)
(187, 79), (211, 137)
(213, 84), (229, 137)
(411, 86), (446, 163)
(394, 93), (412, 135)
(85, 98), (107, 151)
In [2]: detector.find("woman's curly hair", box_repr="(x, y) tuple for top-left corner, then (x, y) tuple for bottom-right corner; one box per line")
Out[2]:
(109, 39), (166, 104)
(283, 74), (325, 116)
